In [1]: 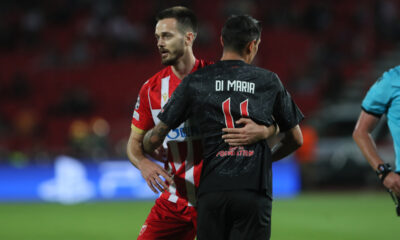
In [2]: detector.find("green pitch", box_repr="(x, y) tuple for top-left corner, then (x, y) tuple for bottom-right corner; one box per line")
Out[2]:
(0, 192), (398, 240)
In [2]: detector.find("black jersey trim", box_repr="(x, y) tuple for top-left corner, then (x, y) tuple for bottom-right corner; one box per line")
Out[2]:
(361, 106), (383, 118)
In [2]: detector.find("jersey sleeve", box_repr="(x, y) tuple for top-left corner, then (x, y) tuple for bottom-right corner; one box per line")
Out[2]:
(272, 74), (304, 132)
(131, 81), (155, 134)
(361, 72), (394, 117)
(158, 76), (192, 129)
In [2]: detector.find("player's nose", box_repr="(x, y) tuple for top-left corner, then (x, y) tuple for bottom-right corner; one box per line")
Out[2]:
(157, 38), (165, 48)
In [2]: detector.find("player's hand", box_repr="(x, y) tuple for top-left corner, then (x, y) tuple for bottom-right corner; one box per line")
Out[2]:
(222, 118), (276, 146)
(148, 146), (167, 163)
(383, 172), (400, 197)
(138, 158), (173, 194)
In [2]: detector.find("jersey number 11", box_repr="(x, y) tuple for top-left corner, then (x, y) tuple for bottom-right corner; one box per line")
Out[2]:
(222, 98), (249, 128)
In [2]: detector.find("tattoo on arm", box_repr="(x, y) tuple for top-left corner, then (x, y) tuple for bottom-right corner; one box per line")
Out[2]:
(143, 122), (170, 153)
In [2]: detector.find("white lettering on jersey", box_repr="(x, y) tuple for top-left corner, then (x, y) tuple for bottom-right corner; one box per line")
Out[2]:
(220, 80), (255, 94)
(215, 80), (224, 91)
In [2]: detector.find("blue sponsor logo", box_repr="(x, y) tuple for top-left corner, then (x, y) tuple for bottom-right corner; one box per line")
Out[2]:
(167, 127), (187, 140)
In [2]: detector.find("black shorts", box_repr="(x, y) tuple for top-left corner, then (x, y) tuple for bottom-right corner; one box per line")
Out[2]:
(197, 190), (272, 240)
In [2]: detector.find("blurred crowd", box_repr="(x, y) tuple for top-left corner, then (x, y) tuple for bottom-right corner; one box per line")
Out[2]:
(1, 0), (400, 164)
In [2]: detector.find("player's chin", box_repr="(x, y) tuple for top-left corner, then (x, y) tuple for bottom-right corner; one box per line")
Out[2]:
(161, 57), (176, 66)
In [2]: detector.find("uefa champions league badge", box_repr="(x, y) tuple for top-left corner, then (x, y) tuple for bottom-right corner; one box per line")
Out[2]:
(139, 224), (147, 236)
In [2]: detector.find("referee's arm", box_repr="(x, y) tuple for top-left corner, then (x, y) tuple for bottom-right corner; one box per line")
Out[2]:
(353, 110), (400, 196)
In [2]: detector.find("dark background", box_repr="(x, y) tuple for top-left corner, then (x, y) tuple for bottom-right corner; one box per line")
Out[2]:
(0, 0), (398, 188)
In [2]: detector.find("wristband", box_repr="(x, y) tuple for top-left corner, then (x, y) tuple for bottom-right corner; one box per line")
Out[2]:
(376, 163), (392, 182)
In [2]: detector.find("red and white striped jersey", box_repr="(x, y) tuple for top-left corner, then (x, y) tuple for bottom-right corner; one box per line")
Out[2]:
(131, 59), (212, 206)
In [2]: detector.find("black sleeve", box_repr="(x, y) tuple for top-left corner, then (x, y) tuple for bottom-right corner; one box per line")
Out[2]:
(157, 75), (193, 129)
(272, 74), (304, 132)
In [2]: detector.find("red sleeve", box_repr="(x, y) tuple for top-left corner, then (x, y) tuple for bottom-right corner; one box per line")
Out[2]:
(131, 81), (155, 133)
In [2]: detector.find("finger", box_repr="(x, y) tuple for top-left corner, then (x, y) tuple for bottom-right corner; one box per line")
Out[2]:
(222, 128), (241, 134)
(157, 166), (173, 179)
(155, 173), (170, 190)
(224, 138), (246, 143)
(151, 176), (166, 193)
(227, 142), (246, 146)
(236, 118), (251, 125)
(146, 179), (158, 194)
(222, 133), (244, 139)
(159, 171), (174, 186)
(225, 140), (248, 146)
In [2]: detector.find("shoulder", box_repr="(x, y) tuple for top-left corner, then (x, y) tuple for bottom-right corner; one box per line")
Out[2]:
(381, 65), (400, 87)
(187, 62), (216, 79)
(143, 66), (171, 88)
(252, 65), (276, 78)
(246, 65), (281, 86)
(198, 59), (214, 68)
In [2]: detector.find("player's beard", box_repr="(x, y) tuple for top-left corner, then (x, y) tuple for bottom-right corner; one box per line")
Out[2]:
(161, 43), (185, 66)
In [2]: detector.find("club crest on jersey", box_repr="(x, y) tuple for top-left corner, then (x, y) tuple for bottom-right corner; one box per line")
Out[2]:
(162, 93), (168, 103)
(139, 224), (147, 235)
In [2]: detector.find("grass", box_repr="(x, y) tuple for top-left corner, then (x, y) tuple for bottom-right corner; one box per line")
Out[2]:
(0, 192), (399, 240)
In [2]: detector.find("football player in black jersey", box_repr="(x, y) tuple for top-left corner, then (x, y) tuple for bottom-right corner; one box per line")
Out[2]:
(143, 15), (303, 240)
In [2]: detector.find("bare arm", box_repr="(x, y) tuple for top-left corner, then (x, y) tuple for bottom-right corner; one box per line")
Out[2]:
(143, 121), (172, 154)
(271, 125), (303, 162)
(222, 118), (279, 146)
(126, 129), (173, 193)
(353, 110), (400, 195)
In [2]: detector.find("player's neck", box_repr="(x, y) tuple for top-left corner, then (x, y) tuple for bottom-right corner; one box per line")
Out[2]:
(172, 51), (196, 80)
(221, 51), (250, 64)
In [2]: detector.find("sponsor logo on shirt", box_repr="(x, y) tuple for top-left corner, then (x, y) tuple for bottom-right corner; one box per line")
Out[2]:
(216, 146), (254, 157)
(166, 126), (201, 140)
(167, 127), (187, 140)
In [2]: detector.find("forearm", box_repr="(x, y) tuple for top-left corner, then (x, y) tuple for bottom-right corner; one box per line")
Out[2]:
(126, 134), (148, 169)
(353, 130), (383, 170)
(261, 122), (279, 140)
(352, 111), (383, 170)
(271, 125), (302, 162)
(143, 121), (171, 154)
(271, 140), (301, 162)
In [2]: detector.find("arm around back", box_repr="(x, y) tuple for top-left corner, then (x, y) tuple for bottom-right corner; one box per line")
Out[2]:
(271, 125), (303, 162)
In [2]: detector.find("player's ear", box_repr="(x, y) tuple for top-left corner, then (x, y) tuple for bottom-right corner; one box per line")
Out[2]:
(185, 32), (196, 46)
(247, 40), (258, 54)
(245, 40), (253, 54)
(220, 36), (224, 48)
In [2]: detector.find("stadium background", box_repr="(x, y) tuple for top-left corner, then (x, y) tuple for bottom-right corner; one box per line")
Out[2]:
(0, 0), (399, 239)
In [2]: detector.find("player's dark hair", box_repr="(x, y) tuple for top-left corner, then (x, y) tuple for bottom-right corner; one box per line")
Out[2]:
(156, 6), (198, 34)
(222, 15), (261, 54)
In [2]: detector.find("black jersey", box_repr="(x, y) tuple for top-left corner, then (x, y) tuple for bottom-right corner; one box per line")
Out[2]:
(158, 60), (304, 198)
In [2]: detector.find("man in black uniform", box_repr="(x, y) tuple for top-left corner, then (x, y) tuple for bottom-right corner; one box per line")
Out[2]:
(143, 15), (304, 240)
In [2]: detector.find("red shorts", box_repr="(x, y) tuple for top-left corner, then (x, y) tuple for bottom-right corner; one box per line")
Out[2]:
(137, 197), (197, 240)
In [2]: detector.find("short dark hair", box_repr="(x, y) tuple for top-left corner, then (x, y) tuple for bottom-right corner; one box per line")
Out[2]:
(156, 6), (198, 34)
(222, 15), (261, 53)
